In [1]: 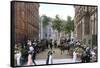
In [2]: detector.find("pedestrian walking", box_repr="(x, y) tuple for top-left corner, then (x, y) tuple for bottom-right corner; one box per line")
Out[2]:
(72, 50), (77, 63)
(69, 39), (75, 48)
(76, 41), (81, 47)
(85, 46), (91, 62)
(46, 40), (49, 49)
(49, 39), (53, 50)
(60, 40), (65, 55)
(81, 46), (91, 63)
(81, 51), (87, 63)
(46, 51), (54, 65)
(54, 40), (57, 48)
(14, 44), (21, 66)
(27, 40), (36, 65)
(32, 40), (37, 62)
(91, 50), (96, 62)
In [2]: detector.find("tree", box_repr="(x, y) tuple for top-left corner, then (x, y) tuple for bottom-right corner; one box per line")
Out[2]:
(52, 15), (63, 45)
(41, 15), (51, 27)
(52, 15), (63, 33)
(64, 16), (74, 38)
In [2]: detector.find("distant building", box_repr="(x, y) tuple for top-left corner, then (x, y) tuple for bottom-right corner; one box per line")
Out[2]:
(13, 2), (39, 43)
(39, 17), (59, 41)
(74, 5), (97, 47)
(39, 19), (54, 40)
(39, 17), (48, 40)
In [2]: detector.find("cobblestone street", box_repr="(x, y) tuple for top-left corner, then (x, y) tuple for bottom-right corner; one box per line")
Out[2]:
(36, 48), (71, 59)
(32, 48), (81, 65)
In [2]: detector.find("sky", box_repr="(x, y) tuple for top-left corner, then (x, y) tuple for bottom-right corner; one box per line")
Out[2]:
(39, 3), (75, 20)
(19, 0), (98, 20)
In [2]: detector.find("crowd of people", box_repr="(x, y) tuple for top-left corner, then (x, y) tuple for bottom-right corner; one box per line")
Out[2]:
(14, 38), (97, 66)
(59, 38), (97, 63)
(14, 39), (56, 66)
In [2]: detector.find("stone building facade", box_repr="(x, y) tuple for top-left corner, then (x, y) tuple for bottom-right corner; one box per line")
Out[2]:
(13, 2), (39, 43)
(74, 5), (97, 47)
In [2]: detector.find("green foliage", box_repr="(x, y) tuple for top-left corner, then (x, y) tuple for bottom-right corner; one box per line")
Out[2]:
(75, 47), (84, 54)
(64, 16), (74, 34)
(52, 15), (63, 32)
(14, 43), (22, 53)
(41, 15), (74, 36)
(41, 15), (51, 27)
(52, 15), (74, 37)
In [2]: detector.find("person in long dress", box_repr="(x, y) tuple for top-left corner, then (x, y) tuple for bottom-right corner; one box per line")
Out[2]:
(27, 53), (33, 65)
(15, 51), (21, 66)
(27, 40), (36, 65)
(72, 50), (77, 63)
(14, 44), (21, 66)
(46, 51), (54, 64)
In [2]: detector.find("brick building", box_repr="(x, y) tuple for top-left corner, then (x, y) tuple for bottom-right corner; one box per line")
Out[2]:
(74, 5), (97, 47)
(13, 2), (39, 43)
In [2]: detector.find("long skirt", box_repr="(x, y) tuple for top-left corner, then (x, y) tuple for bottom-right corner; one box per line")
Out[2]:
(27, 54), (33, 65)
(15, 52), (21, 66)
(72, 52), (77, 62)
